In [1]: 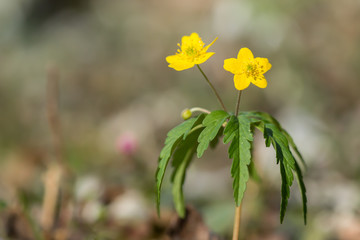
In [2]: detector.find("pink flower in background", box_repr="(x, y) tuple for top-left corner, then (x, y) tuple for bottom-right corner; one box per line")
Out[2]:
(116, 132), (137, 156)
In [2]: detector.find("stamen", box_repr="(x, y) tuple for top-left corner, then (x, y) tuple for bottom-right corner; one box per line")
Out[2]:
(245, 62), (261, 78)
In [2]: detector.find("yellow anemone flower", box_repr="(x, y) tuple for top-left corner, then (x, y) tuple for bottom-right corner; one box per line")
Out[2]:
(166, 33), (218, 71)
(224, 48), (272, 90)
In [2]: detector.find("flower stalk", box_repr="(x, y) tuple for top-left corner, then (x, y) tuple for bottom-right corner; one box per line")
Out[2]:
(235, 90), (243, 116)
(190, 107), (211, 114)
(197, 64), (227, 112)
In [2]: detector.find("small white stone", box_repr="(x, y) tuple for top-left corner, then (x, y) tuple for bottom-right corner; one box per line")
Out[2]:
(75, 175), (102, 201)
(82, 200), (102, 223)
(108, 190), (148, 222)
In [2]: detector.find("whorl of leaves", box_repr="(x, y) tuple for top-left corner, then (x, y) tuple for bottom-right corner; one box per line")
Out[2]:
(156, 110), (307, 224)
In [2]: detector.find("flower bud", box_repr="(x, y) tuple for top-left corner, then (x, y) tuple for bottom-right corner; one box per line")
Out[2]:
(116, 132), (137, 156)
(181, 109), (192, 120)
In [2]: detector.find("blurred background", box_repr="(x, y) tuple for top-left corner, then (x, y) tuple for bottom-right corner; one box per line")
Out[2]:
(1, 0), (360, 239)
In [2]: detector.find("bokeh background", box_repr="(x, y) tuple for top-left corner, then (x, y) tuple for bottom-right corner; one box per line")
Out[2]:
(1, 0), (360, 239)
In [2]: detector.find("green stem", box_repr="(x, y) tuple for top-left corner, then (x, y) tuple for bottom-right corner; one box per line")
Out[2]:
(235, 90), (243, 116)
(190, 107), (211, 114)
(196, 64), (227, 112)
(233, 90), (243, 239)
(187, 124), (204, 135)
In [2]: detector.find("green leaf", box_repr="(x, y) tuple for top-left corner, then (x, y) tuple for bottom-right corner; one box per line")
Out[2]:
(248, 126), (261, 183)
(262, 123), (296, 223)
(246, 111), (306, 169)
(277, 143), (292, 224)
(262, 112), (306, 168)
(294, 160), (307, 225)
(251, 113), (307, 224)
(197, 110), (229, 158)
(223, 115), (253, 206)
(282, 129), (307, 170)
(171, 128), (202, 218)
(183, 114), (206, 139)
(209, 126), (224, 149)
(156, 114), (204, 215)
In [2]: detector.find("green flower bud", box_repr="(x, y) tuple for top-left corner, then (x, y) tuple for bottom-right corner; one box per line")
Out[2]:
(181, 109), (192, 120)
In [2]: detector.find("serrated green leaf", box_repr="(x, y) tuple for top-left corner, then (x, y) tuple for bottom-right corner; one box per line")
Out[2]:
(223, 115), (253, 206)
(262, 124), (296, 223)
(246, 111), (306, 169)
(282, 129), (307, 170)
(171, 128), (202, 218)
(197, 110), (229, 158)
(278, 151), (290, 224)
(209, 126), (224, 149)
(259, 112), (306, 168)
(223, 116), (236, 144)
(248, 126), (261, 183)
(250, 113), (307, 224)
(156, 114), (204, 216)
(294, 160), (307, 225)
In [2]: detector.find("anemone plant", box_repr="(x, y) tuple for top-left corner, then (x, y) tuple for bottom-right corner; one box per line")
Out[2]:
(157, 33), (307, 239)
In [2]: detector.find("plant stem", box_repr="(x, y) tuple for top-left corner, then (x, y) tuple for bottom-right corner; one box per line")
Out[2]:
(196, 64), (227, 112)
(235, 90), (243, 116)
(232, 204), (242, 240)
(190, 107), (211, 114)
(233, 90), (243, 240)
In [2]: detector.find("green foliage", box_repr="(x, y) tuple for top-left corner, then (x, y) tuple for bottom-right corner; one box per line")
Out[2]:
(155, 114), (205, 215)
(263, 123), (296, 223)
(244, 111), (306, 169)
(156, 110), (307, 224)
(294, 160), (308, 224)
(197, 110), (229, 158)
(248, 112), (307, 224)
(171, 128), (202, 217)
(223, 115), (253, 206)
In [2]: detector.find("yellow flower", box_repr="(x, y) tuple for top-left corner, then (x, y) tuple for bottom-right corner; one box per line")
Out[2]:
(224, 48), (272, 90)
(166, 33), (218, 71)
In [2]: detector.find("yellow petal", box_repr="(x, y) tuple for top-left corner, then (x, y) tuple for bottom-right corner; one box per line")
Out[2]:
(204, 37), (218, 51)
(181, 33), (203, 51)
(180, 35), (191, 48)
(255, 57), (272, 74)
(166, 54), (194, 70)
(168, 61), (195, 71)
(237, 48), (254, 62)
(166, 54), (181, 64)
(180, 39), (190, 52)
(190, 32), (201, 40)
(194, 52), (215, 65)
(224, 58), (241, 74)
(234, 74), (251, 90)
(251, 75), (267, 88)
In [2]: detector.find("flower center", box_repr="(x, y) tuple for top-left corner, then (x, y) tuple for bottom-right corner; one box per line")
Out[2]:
(245, 63), (260, 79)
(185, 46), (198, 57)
